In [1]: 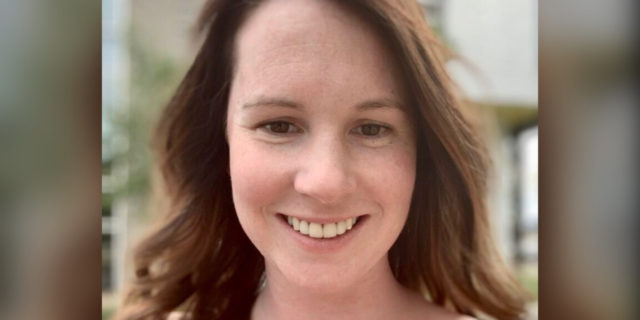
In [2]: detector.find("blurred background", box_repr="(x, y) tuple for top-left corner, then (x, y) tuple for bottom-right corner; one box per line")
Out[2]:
(3, 0), (637, 319)
(101, 0), (538, 318)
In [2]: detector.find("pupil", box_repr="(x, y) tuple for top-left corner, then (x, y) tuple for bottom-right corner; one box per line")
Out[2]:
(362, 125), (380, 135)
(271, 122), (289, 133)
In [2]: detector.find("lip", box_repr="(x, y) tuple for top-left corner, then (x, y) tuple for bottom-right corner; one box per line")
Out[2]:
(277, 213), (368, 253)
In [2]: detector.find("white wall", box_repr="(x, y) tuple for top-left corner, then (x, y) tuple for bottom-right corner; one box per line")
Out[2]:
(444, 0), (538, 106)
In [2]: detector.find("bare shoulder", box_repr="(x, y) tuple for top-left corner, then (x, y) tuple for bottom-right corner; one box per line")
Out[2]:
(167, 311), (192, 320)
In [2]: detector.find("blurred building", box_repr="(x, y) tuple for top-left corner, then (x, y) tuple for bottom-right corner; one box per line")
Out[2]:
(102, 0), (130, 302)
(419, 0), (538, 266)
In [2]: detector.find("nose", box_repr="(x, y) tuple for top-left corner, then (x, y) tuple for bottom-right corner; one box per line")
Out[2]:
(293, 136), (357, 205)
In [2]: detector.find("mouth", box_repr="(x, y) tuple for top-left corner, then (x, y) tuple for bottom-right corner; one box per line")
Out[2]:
(279, 214), (365, 240)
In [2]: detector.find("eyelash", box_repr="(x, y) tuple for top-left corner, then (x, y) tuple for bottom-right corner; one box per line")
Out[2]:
(257, 121), (390, 137)
(352, 123), (390, 137)
(259, 121), (302, 135)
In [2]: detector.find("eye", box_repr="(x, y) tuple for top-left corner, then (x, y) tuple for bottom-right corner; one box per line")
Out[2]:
(353, 123), (389, 137)
(260, 121), (301, 134)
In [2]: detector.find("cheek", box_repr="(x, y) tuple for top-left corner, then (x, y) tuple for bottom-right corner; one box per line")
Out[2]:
(229, 137), (290, 228)
(360, 145), (416, 223)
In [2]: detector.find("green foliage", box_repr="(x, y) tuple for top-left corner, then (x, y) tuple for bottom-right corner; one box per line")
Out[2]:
(125, 37), (184, 199)
(102, 306), (114, 320)
(518, 265), (539, 300)
(103, 34), (188, 213)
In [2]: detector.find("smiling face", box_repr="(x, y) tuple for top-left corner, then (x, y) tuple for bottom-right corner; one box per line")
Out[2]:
(226, 0), (416, 291)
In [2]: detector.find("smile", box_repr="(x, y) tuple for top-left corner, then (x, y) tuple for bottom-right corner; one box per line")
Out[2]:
(283, 215), (360, 239)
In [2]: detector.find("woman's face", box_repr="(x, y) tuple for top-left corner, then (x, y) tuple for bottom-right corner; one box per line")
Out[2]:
(226, 0), (416, 291)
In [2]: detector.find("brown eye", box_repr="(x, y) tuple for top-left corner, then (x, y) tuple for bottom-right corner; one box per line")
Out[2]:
(265, 121), (296, 134)
(359, 124), (383, 136)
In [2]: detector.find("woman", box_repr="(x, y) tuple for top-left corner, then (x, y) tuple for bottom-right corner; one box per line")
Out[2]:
(119, 0), (527, 319)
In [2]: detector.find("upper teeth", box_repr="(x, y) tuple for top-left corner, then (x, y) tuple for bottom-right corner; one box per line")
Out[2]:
(286, 215), (359, 239)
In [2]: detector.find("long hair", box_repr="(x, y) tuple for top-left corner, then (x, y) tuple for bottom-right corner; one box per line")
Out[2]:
(118, 1), (527, 319)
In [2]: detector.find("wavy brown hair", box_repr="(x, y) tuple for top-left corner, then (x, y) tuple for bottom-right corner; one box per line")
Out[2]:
(117, 0), (528, 319)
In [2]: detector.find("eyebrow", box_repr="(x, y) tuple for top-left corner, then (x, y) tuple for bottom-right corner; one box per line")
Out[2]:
(356, 99), (405, 112)
(242, 97), (302, 110)
(242, 96), (405, 112)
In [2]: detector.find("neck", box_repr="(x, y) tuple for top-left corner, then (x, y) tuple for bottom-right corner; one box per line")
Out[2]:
(251, 255), (413, 320)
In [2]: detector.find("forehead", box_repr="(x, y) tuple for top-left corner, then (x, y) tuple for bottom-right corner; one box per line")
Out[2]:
(235, 0), (377, 61)
(230, 0), (407, 108)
